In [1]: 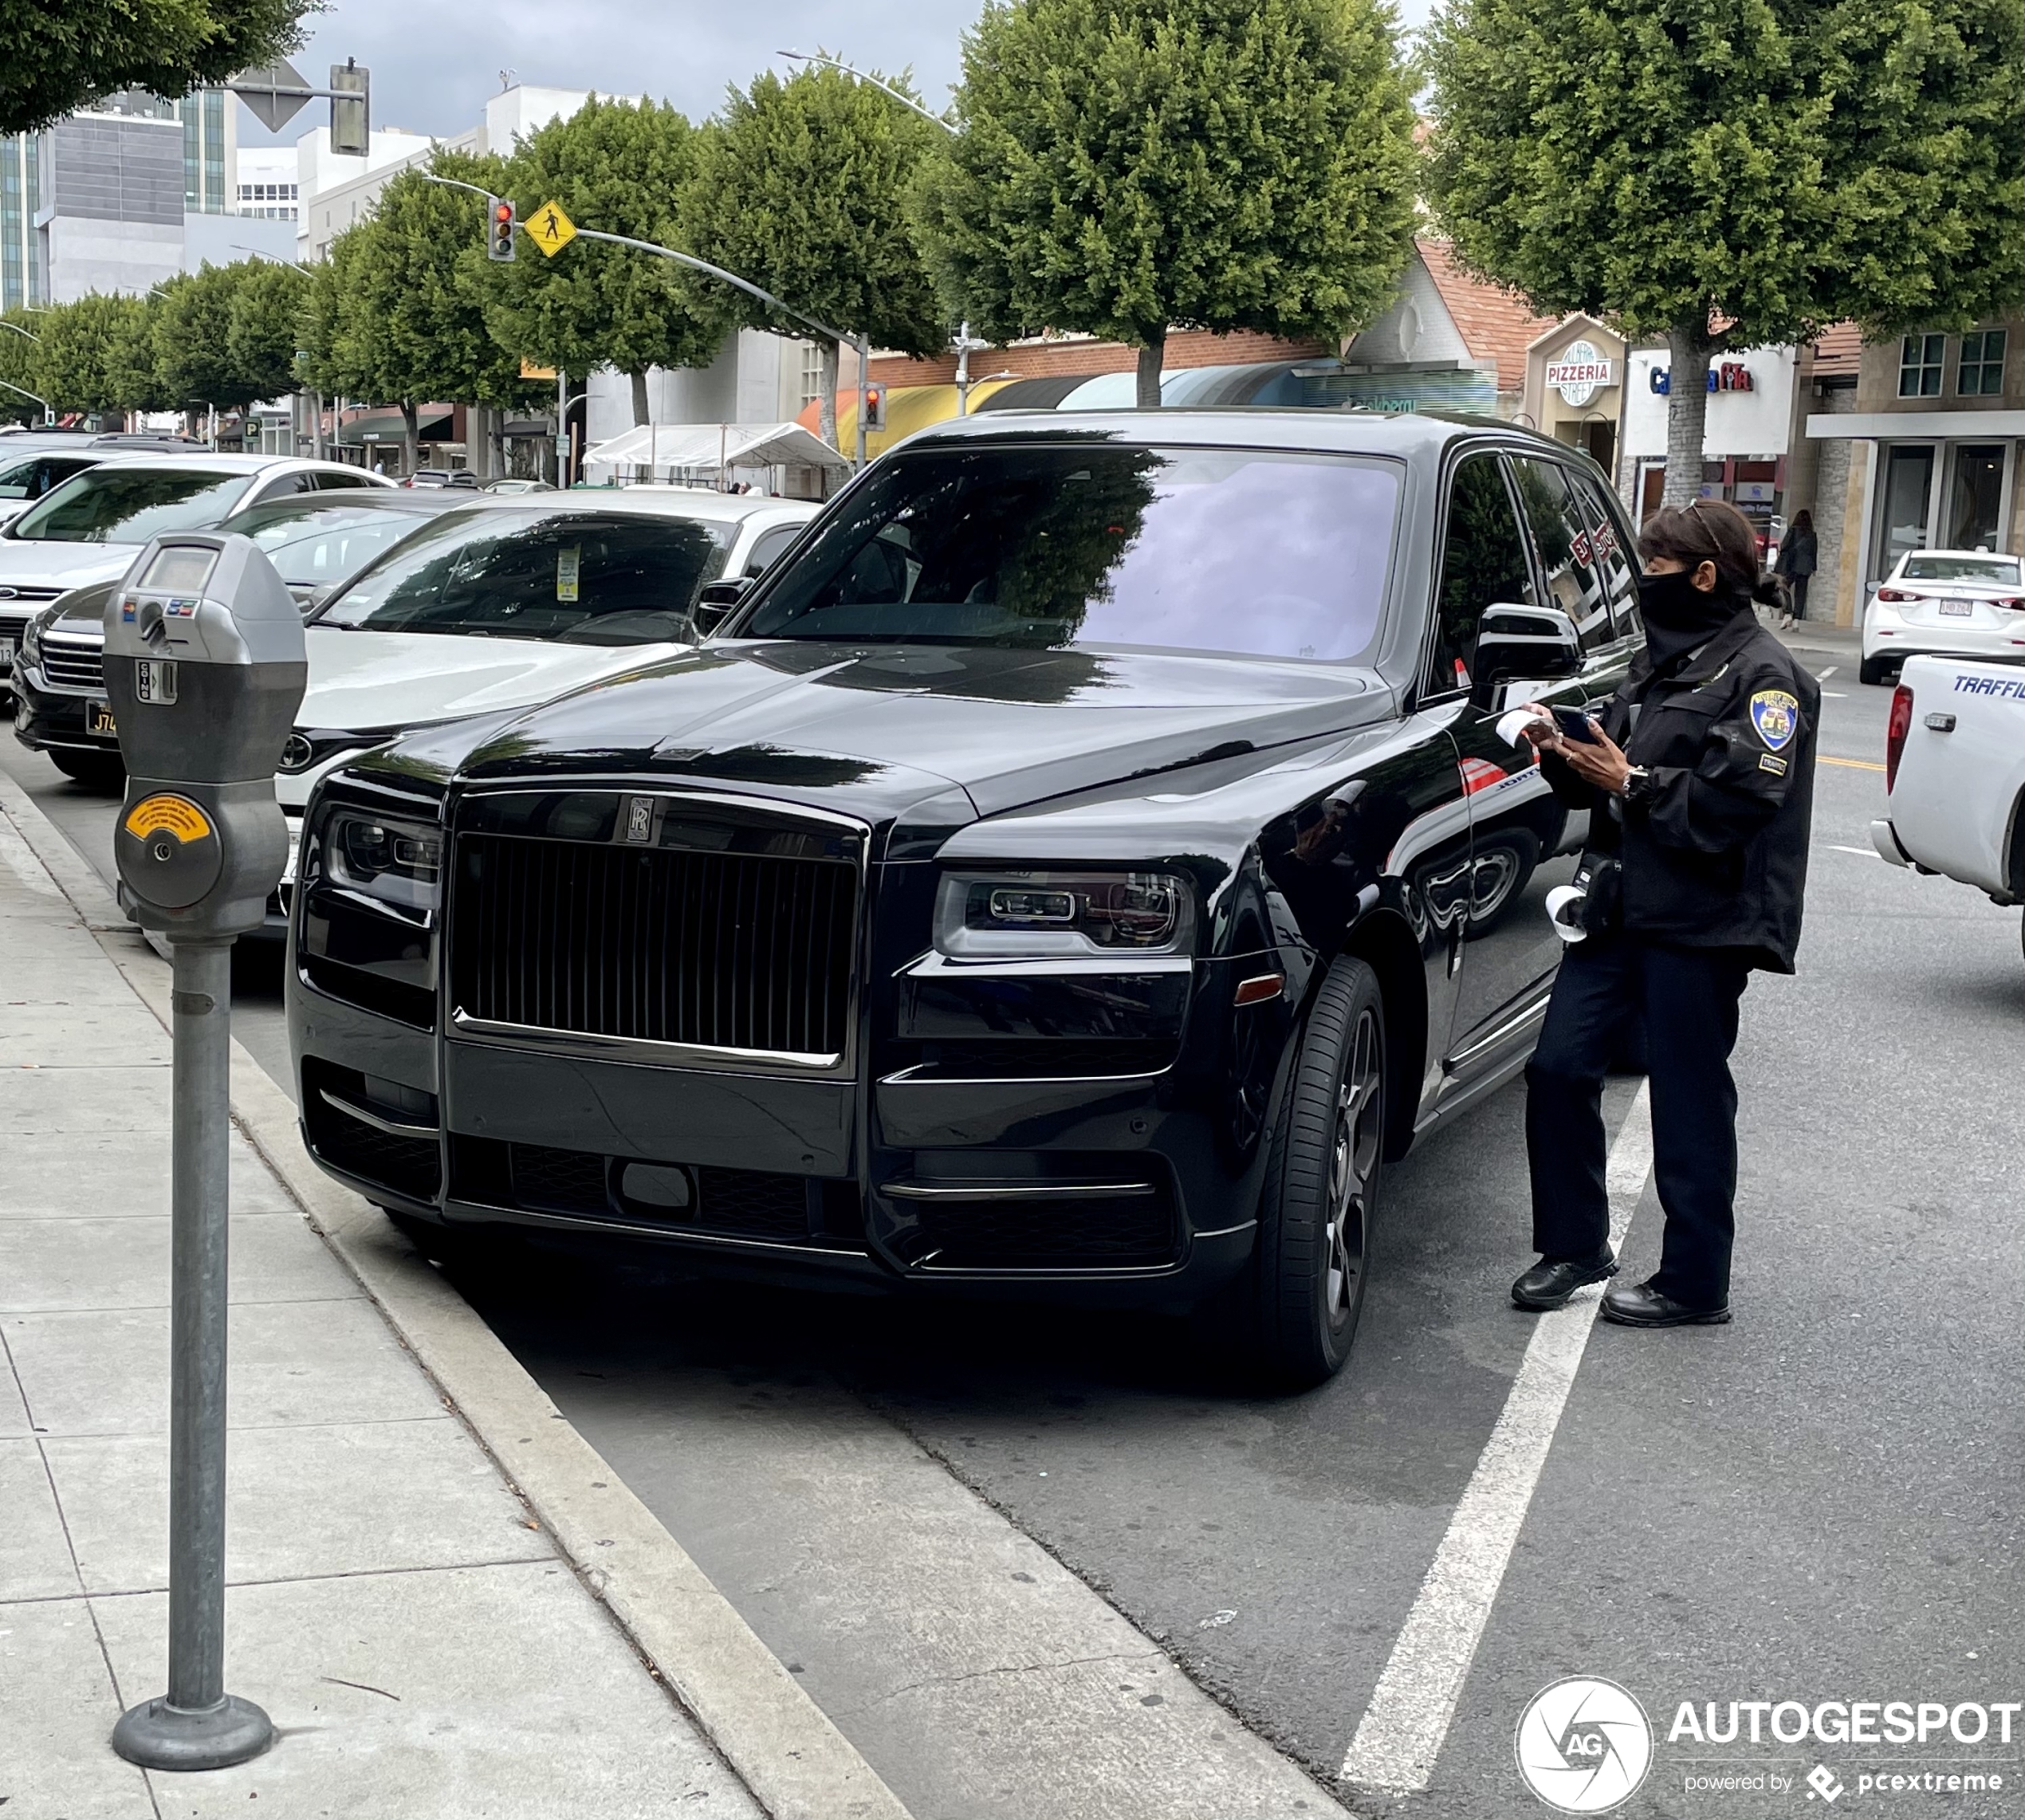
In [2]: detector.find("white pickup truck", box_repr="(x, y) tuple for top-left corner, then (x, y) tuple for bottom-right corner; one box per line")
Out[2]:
(1871, 654), (2025, 962)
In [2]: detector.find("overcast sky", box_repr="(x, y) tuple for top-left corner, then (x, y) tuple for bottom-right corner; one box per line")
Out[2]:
(239, 0), (1435, 146)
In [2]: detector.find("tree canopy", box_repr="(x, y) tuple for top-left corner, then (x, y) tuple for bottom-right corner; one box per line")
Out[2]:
(487, 96), (732, 426)
(1423, 0), (2025, 501)
(0, 0), (313, 136)
(684, 65), (946, 446)
(914, 0), (1420, 406)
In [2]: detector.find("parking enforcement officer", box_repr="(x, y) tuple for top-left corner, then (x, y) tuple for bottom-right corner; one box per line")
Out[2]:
(1508, 499), (1818, 1327)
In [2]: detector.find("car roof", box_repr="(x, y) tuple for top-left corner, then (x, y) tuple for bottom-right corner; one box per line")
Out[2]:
(598, 485), (820, 521)
(80, 453), (372, 477)
(900, 405), (1568, 462)
(1900, 548), (2019, 562)
(224, 489), (466, 520)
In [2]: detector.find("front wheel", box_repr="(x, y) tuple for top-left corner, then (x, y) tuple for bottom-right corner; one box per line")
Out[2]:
(1240, 955), (1386, 1390)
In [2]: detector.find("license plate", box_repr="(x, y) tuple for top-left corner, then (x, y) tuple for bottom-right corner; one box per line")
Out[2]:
(86, 701), (116, 736)
(1939, 599), (1973, 617)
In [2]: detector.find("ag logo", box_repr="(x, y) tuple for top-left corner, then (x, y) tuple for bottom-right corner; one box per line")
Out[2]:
(1515, 1677), (1653, 1812)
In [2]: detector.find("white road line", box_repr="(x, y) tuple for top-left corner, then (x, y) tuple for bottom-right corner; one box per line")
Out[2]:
(1819, 665), (1839, 679)
(1826, 843), (1881, 859)
(1822, 690), (1849, 698)
(1339, 1083), (1653, 1794)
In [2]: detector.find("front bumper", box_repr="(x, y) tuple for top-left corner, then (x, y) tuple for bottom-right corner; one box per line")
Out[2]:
(289, 851), (1293, 1307)
(1864, 608), (2025, 665)
(10, 658), (119, 756)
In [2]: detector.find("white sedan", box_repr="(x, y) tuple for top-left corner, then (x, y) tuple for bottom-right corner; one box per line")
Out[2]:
(1861, 548), (2025, 684)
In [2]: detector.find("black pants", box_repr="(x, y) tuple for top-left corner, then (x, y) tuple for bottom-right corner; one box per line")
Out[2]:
(1526, 936), (1750, 1307)
(1787, 573), (1810, 620)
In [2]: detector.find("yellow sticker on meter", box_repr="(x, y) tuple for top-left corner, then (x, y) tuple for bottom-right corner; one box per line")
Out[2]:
(124, 794), (213, 844)
(556, 544), (580, 603)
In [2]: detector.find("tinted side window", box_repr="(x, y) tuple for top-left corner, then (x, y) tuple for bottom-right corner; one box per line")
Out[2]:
(250, 472), (319, 505)
(1430, 454), (1535, 694)
(1511, 458), (1612, 652)
(314, 470), (374, 490)
(1572, 473), (1640, 640)
(744, 522), (803, 577)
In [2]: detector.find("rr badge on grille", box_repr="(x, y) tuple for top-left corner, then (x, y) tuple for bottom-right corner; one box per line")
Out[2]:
(623, 796), (655, 843)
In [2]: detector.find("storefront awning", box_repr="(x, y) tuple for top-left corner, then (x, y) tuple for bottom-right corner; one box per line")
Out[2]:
(336, 407), (455, 446)
(587, 420), (851, 473)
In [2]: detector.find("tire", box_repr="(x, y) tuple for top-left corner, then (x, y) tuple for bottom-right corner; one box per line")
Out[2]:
(1858, 655), (1895, 686)
(49, 747), (125, 790)
(1240, 954), (1386, 1390)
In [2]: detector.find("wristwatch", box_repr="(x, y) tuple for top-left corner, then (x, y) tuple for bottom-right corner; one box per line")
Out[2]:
(1620, 765), (1653, 803)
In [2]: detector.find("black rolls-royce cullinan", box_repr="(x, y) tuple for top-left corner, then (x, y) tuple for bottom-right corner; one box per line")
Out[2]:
(287, 410), (1646, 1385)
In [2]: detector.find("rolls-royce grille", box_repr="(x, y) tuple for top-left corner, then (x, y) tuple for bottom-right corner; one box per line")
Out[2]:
(451, 831), (857, 1059)
(40, 636), (104, 691)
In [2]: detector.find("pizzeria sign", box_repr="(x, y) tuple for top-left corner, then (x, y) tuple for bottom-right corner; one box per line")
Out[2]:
(1544, 340), (1616, 406)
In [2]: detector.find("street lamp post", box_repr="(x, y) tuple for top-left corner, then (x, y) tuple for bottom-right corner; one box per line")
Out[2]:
(0, 377), (54, 423)
(778, 51), (989, 421)
(419, 174), (872, 470)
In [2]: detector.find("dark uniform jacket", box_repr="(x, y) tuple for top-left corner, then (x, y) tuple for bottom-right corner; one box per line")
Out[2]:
(1542, 612), (1819, 973)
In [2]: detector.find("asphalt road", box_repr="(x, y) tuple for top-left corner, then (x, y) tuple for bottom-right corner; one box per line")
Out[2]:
(7, 635), (2021, 1819)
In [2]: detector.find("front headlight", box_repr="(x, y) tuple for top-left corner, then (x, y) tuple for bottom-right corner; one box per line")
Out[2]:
(324, 809), (442, 912)
(19, 609), (49, 667)
(934, 870), (1194, 960)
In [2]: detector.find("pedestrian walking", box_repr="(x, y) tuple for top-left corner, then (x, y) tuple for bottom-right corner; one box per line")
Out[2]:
(1508, 499), (1818, 1327)
(1773, 509), (1818, 627)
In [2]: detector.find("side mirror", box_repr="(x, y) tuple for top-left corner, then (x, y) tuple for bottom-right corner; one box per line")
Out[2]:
(691, 576), (750, 638)
(1472, 603), (1582, 702)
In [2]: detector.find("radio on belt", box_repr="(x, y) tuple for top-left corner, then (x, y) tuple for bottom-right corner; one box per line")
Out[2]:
(103, 533), (305, 936)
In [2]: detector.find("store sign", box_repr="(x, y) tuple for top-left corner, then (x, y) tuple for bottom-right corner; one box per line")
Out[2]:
(1546, 340), (1615, 406)
(1649, 362), (1755, 395)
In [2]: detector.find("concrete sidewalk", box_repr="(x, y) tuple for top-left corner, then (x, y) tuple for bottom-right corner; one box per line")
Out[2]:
(0, 790), (893, 1818)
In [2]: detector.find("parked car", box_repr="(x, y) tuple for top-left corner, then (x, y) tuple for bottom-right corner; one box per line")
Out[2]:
(0, 454), (391, 698)
(286, 409), (1648, 1386)
(480, 476), (553, 494)
(403, 468), (480, 489)
(1871, 654), (2025, 965)
(10, 489), (466, 784)
(1860, 548), (2025, 684)
(0, 432), (210, 529)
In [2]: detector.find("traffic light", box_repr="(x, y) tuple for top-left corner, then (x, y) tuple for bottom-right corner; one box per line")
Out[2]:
(863, 383), (887, 431)
(487, 197), (516, 262)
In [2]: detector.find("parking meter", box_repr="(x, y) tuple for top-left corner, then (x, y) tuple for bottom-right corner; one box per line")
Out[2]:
(104, 533), (306, 937)
(103, 532), (301, 1772)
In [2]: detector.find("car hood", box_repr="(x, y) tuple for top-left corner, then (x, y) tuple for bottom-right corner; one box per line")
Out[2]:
(408, 639), (1394, 823)
(0, 540), (139, 593)
(297, 627), (690, 731)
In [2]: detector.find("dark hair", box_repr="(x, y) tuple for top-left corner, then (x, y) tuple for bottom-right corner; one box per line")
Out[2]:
(1638, 499), (1775, 601)
(1791, 509), (1814, 533)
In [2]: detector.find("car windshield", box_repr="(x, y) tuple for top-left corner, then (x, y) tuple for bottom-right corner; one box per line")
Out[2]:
(1901, 554), (2020, 584)
(223, 501), (439, 591)
(8, 467), (254, 543)
(0, 454), (96, 500)
(739, 442), (1402, 662)
(313, 506), (731, 643)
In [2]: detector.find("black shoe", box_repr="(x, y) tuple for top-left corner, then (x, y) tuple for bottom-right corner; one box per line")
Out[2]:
(1600, 1280), (1732, 1327)
(1511, 1249), (1618, 1311)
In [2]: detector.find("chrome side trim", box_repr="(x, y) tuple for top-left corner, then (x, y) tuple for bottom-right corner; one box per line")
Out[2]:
(885, 1180), (1158, 1202)
(1442, 986), (1553, 1074)
(879, 1063), (1168, 1087)
(318, 1087), (439, 1142)
(449, 1009), (845, 1076)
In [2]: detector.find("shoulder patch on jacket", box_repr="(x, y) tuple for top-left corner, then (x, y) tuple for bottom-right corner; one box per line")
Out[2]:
(1758, 752), (1788, 775)
(1749, 689), (1799, 752)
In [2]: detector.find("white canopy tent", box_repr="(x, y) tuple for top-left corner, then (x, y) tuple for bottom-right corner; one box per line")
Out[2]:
(584, 421), (851, 491)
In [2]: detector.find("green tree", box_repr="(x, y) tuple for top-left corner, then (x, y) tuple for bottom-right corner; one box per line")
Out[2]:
(0, 312), (45, 423)
(914, 0), (1419, 408)
(227, 258), (310, 405)
(105, 295), (168, 415)
(153, 265), (257, 419)
(1, 0), (313, 136)
(341, 152), (538, 469)
(295, 222), (372, 404)
(683, 65), (946, 447)
(487, 96), (731, 427)
(34, 293), (131, 413)
(1424, 0), (2025, 505)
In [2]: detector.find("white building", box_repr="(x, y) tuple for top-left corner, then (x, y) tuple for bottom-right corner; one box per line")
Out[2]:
(1619, 344), (1799, 533)
(235, 145), (299, 219)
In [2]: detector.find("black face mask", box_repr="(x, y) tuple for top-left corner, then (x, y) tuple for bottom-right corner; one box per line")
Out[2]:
(1638, 568), (1748, 670)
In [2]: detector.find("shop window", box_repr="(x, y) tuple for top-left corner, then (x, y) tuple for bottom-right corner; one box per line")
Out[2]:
(1879, 446), (1935, 568)
(1897, 335), (1945, 398)
(1945, 446), (2005, 550)
(1956, 330), (2007, 397)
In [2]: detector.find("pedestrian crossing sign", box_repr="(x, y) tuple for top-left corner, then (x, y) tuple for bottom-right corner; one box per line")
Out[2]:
(528, 201), (577, 257)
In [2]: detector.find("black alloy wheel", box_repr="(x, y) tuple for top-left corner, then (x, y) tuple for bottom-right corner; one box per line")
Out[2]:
(1243, 954), (1386, 1389)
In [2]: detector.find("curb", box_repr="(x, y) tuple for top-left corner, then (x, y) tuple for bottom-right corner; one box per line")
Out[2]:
(0, 773), (910, 1820)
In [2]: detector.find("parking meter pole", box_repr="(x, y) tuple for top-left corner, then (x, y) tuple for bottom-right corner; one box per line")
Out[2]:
(103, 532), (306, 1775)
(114, 938), (273, 1770)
